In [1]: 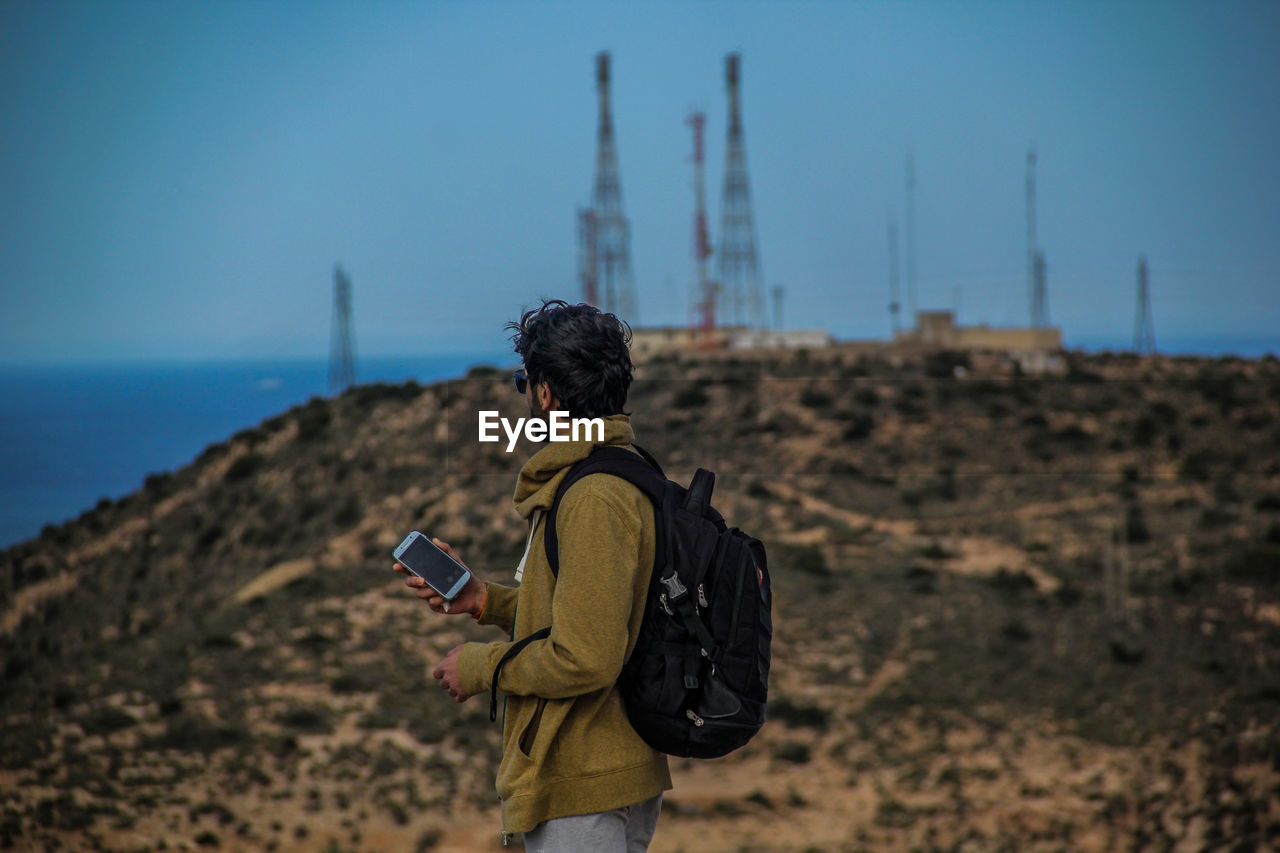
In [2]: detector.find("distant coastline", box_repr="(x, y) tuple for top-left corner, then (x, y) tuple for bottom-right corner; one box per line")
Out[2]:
(1064, 333), (1277, 359)
(0, 351), (512, 549)
(2, 335), (1274, 549)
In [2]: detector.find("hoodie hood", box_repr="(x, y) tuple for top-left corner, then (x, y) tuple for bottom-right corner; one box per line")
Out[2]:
(513, 413), (635, 518)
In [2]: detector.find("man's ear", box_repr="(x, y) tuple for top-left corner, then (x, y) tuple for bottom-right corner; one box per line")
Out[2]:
(537, 382), (561, 413)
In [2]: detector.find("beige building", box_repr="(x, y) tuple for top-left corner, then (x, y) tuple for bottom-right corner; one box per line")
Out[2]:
(631, 325), (833, 357)
(895, 311), (1062, 351)
(892, 310), (1065, 373)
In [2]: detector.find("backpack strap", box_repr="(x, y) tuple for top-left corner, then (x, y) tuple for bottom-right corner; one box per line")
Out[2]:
(543, 444), (666, 578)
(490, 445), (723, 721)
(489, 446), (664, 722)
(543, 445), (721, 675)
(490, 626), (550, 722)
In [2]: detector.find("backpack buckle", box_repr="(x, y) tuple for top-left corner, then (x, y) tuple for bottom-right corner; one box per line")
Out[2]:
(660, 572), (689, 603)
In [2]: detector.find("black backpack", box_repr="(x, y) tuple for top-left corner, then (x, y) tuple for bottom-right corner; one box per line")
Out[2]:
(490, 445), (772, 759)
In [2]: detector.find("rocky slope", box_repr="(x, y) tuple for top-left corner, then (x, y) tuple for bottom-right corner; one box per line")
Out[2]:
(2, 346), (1279, 852)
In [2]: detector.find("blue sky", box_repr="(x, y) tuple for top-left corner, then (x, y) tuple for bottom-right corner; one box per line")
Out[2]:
(2, 0), (1277, 362)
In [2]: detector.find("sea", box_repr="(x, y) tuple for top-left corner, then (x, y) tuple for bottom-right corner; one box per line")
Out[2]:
(0, 352), (513, 550)
(0, 335), (1274, 551)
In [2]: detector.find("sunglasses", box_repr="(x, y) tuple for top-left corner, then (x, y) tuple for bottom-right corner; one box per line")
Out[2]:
(513, 369), (528, 395)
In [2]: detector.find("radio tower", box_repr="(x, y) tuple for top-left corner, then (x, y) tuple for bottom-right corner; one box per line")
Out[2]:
(1135, 254), (1156, 353)
(589, 51), (637, 321)
(577, 207), (598, 306)
(328, 264), (356, 394)
(1027, 147), (1049, 327)
(717, 53), (765, 328)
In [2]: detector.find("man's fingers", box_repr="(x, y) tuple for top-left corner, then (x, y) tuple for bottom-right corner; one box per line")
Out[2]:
(432, 538), (467, 566)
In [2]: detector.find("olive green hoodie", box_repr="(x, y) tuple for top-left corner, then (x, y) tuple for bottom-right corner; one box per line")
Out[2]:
(456, 414), (672, 835)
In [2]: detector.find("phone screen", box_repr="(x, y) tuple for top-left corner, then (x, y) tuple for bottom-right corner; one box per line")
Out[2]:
(398, 535), (469, 598)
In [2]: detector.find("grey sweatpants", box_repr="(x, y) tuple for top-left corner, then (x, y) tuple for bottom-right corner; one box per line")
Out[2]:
(521, 794), (663, 852)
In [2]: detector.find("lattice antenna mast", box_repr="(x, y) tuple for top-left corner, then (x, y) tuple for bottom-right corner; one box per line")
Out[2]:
(328, 264), (356, 394)
(888, 211), (901, 336)
(1135, 254), (1156, 353)
(591, 52), (637, 322)
(577, 207), (598, 306)
(905, 151), (917, 319)
(688, 110), (717, 339)
(717, 53), (765, 328)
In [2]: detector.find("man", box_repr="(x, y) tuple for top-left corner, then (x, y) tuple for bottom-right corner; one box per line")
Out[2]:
(394, 299), (670, 851)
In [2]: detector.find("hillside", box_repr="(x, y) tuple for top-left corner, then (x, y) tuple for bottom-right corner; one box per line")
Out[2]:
(2, 346), (1279, 852)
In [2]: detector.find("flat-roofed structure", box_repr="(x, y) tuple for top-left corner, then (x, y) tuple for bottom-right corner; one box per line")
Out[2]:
(895, 311), (1062, 351)
(630, 325), (833, 357)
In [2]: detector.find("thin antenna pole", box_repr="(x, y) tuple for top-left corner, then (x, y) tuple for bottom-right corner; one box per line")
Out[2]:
(1135, 255), (1156, 354)
(1027, 147), (1049, 328)
(905, 151), (917, 320)
(888, 213), (901, 336)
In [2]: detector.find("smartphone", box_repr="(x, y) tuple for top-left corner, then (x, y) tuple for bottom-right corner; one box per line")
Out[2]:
(393, 531), (472, 600)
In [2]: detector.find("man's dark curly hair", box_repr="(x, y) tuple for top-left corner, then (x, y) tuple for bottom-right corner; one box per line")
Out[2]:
(508, 299), (633, 419)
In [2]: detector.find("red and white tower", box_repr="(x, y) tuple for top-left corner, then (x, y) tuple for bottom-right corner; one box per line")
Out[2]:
(687, 110), (718, 344)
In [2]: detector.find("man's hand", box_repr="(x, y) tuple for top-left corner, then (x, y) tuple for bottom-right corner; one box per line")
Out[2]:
(392, 538), (486, 615)
(433, 644), (471, 703)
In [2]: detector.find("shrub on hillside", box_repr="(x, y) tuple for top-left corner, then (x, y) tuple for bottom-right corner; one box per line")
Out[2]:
(842, 413), (875, 441)
(276, 705), (335, 735)
(800, 387), (833, 409)
(1223, 544), (1280, 584)
(925, 350), (971, 379)
(855, 386), (880, 407)
(1179, 450), (1217, 482)
(294, 399), (332, 442)
(1126, 504), (1151, 544)
(788, 545), (830, 576)
(767, 696), (831, 731)
(224, 452), (264, 483)
(671, 385), (709, 409)
(1132, 414), (1159, 447)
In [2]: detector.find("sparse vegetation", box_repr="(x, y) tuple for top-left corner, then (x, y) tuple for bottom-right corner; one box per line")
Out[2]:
(671, 385), (709, 408)
(768, 696), (831, 732)
(2, 349), (1278, 851)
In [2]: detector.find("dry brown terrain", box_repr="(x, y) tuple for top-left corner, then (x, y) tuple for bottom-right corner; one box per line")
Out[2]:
(2, 345), (1278, 851)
